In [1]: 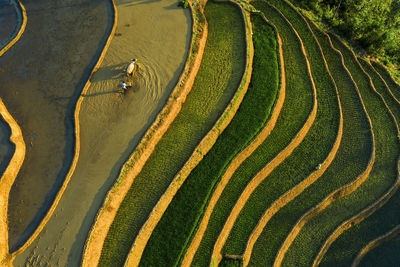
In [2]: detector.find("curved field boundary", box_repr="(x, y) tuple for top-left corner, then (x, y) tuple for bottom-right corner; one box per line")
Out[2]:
(371, 61), (400, 105)
(269, 15), (374, 267)
(8, 0), (118, 261)
(352, 225), (400, 266)
(81, 3), (208, 266)
(0, 1), (26, 264)
(181, 17), (285, 266)
(210, 3), (319, 264)
(0, 99), (25, 266)
(312, 35), (400, 267)
(123, 1), (254, 266)
(0, 0), (26, 57)
(241, 3), (343, 266)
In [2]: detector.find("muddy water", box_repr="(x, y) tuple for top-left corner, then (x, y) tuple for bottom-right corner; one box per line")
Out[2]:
(0, 0), (19, 49)
(0, 0), (18, 177)
(0, 119), (14, 177)
(1, 0), (111, 251)
(14, 0), (191, 266)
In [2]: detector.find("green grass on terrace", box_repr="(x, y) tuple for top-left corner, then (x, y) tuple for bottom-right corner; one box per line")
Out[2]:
(295, 35), (400, 267)
(317, 37), (400, 267)
(98, 1), (246, 266)
(138, 11), (279, 267)
(191, 2), (315, 266)
(359, 228), (400, 266)
(264, 17), (374, 266)
(372, 62), (400, 103)
(222, 0), (340, 261)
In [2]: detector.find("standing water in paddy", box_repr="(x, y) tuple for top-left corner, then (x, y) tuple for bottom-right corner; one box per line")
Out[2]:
(14, 0), (191, 265)
(0, 0), (20, 50)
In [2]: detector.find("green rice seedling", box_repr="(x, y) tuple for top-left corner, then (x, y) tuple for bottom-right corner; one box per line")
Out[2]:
(138, 12), (280, 267)
(317, 41), (400, 267)
(192, 4), (316, 266)
(358, 229), (400, 266)
(98, 2), (246, 266)
(372, 62), (400, 103)
(234, 1), (373, 265)
(294, 34), (400, 267)
(221, 0), (341, 262)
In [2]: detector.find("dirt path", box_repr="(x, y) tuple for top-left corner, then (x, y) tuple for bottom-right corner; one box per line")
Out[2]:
(14, 0), (192, 266)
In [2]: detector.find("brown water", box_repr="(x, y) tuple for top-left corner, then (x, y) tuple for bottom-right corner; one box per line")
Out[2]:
(0, 118), (14, 177)
(0, 0), (19, 49)
(14, 0), (191, 266)
(1, 0), (111, 251)
(0, 0), (18, 176)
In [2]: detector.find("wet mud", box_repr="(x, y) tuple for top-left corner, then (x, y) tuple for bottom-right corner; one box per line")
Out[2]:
(14, 0), (191, 266)
(0, 0), (19, 49)
(1, 0), (111, 251)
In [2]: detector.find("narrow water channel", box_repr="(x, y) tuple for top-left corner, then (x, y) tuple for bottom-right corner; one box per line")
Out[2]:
(1, 0), (111, 252)
(14, 0), (191, 266)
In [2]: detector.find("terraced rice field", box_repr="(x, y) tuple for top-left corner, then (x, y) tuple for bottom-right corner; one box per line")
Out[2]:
(1, 0), (400, 266)
(98, 1), (247, 266)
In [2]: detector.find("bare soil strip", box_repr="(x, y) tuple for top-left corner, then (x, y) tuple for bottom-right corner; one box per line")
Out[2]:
(123, 1), (254, 266)
(312, 37), (400, 267)
(181, 23), (285, 267)
(210, 7), (319, 264)
(81, 3), (207, 266)
(352, 225), (400, 266)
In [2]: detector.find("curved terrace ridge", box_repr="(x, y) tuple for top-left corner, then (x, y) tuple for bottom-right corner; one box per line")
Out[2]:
(0, 0), (26, 56)
(353, 224), (400, 266)
(7, 0), (117, 263)
(210, 3), (319, 264)
(241, 3), (343, 266)
(82, 2), (206, 266)
(0, 99), (25, 266)
(312, 35), (400, 267)
(181, 15), (285, 267)
(0, 1), (26, 264)
(269, 12), (374, 267)
(124, 0), (254, 265)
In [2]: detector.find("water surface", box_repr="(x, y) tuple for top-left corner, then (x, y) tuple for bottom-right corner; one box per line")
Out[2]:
(15, 0), (191, 265)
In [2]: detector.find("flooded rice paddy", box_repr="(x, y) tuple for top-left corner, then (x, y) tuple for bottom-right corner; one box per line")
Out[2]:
(14, 0), (191, 266)
(1, 0), (111, 252)
(0, 0), (19, 49)
(0, 0), (17, 179)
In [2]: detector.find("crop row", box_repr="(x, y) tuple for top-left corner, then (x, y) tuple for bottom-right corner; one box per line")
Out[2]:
(138, 6), (279, 266)
(98, 1), (247, 265)
(291, 32), (400, 266)
(217, 0), (342, 265)
(190, 0), (318, 265)
(314, 39), (400, 266)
